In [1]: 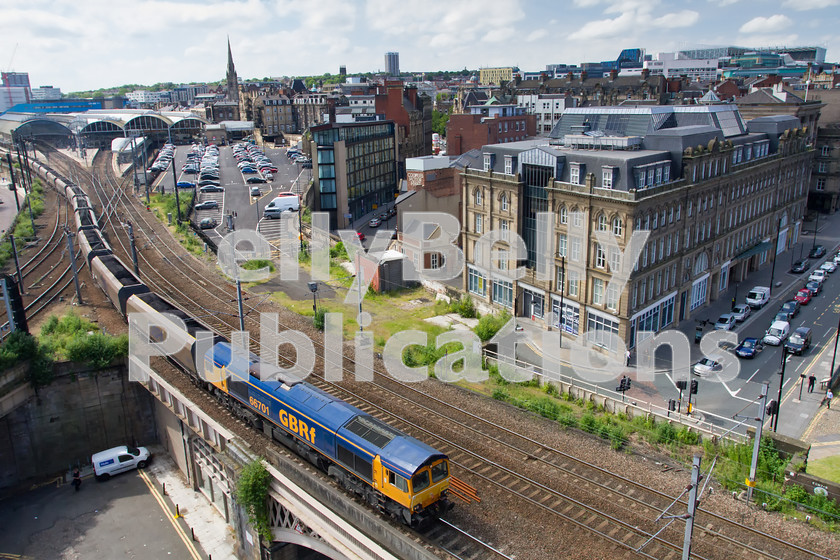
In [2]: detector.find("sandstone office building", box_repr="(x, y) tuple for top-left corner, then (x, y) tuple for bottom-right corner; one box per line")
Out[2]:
(461, 106), (812, 351)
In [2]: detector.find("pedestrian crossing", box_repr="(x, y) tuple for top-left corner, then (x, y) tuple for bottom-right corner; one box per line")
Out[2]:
(258, 217), (302, 259)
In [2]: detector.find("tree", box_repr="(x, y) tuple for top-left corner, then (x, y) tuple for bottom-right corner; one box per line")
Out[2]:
(432, 108), (451, 137)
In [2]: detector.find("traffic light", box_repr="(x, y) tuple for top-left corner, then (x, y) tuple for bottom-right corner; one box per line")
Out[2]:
(766, 400), (778, 416)
(690, 379), (698, 394)
(676, 380), (688, 391)
(668, 399), (677, 412)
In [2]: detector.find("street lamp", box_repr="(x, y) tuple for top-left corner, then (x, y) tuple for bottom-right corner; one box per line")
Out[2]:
(774, 346), (791, 432)
(811, 211), (820, 253)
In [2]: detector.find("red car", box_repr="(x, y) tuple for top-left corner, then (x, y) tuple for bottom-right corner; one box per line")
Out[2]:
(794, 288), (812, 305)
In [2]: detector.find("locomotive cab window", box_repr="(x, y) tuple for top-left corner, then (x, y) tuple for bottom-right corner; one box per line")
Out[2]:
(431, 461), (448, 483)
(387, 470), (409, 492)
(412, 469), (430, 492)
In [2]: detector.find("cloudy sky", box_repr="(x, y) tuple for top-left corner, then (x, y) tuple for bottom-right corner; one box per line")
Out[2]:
(2, 0), (837, 93)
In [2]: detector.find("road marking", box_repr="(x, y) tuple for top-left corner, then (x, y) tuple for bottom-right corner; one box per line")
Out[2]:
(137, 469), (203, 560)
(746, 368), (761, 383)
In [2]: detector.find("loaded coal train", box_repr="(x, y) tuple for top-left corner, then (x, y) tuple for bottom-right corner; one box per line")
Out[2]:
(25, 154), (453, 526)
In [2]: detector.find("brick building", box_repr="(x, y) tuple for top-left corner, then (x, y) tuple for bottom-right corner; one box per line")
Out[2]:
(446, 100), (537, 156)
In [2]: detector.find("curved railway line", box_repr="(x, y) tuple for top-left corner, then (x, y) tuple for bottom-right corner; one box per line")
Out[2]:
(37, 146), (835, 560)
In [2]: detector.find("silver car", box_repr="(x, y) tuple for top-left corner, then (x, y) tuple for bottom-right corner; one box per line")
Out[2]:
(714, 314), (736, 330)
(731, 304), (751, 322)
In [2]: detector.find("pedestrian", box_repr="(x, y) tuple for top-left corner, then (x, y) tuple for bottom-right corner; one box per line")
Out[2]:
(808, 374), (816, 393)
(72, 469), (81, 492)
(827, 389), (834, 410)
(731, 297), (736, 311)
(625, 349), (631, 367)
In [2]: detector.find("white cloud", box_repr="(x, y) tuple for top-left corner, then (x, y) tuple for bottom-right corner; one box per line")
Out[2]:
(739, 14), (793, 34)
(711, 0), (741, 5)
(527, 29), (549, 42)
(652, 10), (700, 28)
(782, 0), (839, 10)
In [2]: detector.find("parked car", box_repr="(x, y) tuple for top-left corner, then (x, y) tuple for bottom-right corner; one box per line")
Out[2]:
(780, 300), (800, 320)
(820, 261), (837, 273)
(773, 312), (790, 324)
(763, 320), (791, 346)
(693, 357), (723, 377)
(794, 289), (812, 305)
(731, 304), (751, 322)
(784, 327), (813, 356)
(809, 269), (827, 283)
(200, 184), (224, 193)
(246, 176), (267, 184)
(806, 281), (822, 295)
(833, 253), (840, 265)
(92, 445), (151, 480)
(714, 314), (737, 330)
(809, 245), (827, 259)
(176, 181), (195, 189)
(745, 286), (771, 308)
(790, 259), (810, 273)
(195, 200), (219, 210)
(369, 217), (382, 228)
(250, 186), (261, 197)
(199, 217), (218, 229)
(734, 337), (763, 359)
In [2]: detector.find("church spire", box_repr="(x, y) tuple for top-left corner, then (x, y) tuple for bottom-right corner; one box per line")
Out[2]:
(226, 36), (239, 104)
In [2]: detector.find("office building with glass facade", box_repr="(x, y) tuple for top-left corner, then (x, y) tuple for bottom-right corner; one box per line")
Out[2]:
(310, 121), (399, 230)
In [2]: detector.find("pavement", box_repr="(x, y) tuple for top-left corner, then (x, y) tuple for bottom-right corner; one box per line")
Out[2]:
(515, 210), (840, 460)
(0, 445), (236, 560)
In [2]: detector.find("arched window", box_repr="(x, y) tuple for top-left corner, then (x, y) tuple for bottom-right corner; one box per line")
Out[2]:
(597, 213), (608, 231)
(693, 252), (709, 276)
(474, 189), (482, 206)
(612, 216), (624, 237)
(559, 206), (568, 224)
(501, 193), (508, 211)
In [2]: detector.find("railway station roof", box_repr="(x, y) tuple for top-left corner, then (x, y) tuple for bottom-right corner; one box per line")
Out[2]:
(1, 109), (210, 138)
(0, 112), (74, 141)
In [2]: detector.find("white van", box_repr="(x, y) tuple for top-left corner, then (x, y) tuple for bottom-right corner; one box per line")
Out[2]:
(745, 286), (771, 309)
(92, 445), (151, 480)
(763, 321), (790, 346)
(264, 195), (300, 218)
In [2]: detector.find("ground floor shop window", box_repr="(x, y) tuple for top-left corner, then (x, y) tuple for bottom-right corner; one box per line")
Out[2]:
(586, 311), (620, 352)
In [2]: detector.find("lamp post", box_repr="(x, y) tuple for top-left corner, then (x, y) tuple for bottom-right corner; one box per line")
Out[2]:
(830, 311), (840, 387)
(774, 347), (790, 432)
(811, 211), (820, 253)
(768, 218), (781, 298)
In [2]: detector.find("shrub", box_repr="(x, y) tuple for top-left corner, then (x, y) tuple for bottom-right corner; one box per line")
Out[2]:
(580, 413), (597, 434)
(450, 295), (477, 318)
(242, 259), (276, 273)
(492, 388), (510, 401)
(330, 241), (348, 260)
(313, 308), (326, 331)
(474, 310), (511, 342)
(237, 460), (272, 542)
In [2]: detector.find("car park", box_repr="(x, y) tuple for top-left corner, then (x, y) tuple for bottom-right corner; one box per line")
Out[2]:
(693, 357), (722, 377)
(780, 300), (799, 319)
(195, 200), (219, 210)
(92, 445), (151, 480)
(806, 280), (822, 295)
(794, 289), (812, 305)
(714, 314), (736, 330)
(734, 337), (763, 359)
(809, 269), (827, 283)
(200, 184), (224, 193)
(809, 245), (827, 259)
(199, 217), (218, 229)
(820, 261), (837, 273)
(763, 320), (791, 346)
(790, 259), (810, 273)
(369, 217), (381, 228)
(731, 304), (751, 322)
(784, 327), (812, 355)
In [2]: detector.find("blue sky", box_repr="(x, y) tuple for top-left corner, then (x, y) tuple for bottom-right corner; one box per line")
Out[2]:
(1, 0), (837, 93)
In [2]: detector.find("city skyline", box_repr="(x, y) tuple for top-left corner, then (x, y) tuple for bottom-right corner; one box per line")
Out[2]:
(1, 0), (837, 93)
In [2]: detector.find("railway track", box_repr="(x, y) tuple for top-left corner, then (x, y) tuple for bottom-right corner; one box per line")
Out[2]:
(42, 147), (834, 560)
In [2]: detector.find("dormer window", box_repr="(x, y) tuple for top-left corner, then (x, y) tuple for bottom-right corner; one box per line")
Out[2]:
(504, 155), (513, 175)
(483, 154), (492, 171)
(570, 162), (584, 185)
(602, 167), (614, 189)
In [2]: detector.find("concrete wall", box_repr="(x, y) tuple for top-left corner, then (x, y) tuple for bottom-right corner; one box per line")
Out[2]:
(0, 362), (158, 490)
